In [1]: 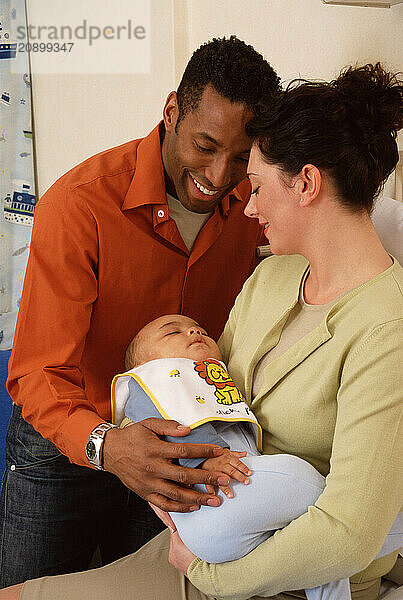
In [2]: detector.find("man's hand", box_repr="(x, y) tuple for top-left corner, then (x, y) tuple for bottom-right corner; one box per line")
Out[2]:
(102, 418), (230, 512)
(202, 448), (251, 498)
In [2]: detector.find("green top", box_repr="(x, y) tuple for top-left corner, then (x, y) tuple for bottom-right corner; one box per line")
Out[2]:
(188, 254), (403, 599)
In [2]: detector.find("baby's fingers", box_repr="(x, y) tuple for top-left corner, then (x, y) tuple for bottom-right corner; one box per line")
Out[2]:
(232, 456), (251, 476)
(230, 468), (250, 485)
(219, 484), (234, 499)
(224, 459), (251, 485)
(212, 463), (250, 486)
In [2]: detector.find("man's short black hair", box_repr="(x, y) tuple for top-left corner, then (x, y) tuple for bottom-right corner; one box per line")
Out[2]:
(176, 35), (281, 128)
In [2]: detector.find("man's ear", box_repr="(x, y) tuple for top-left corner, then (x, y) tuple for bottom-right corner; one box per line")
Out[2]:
(297, 164), (322, 207)
(163, 91), (179, 133)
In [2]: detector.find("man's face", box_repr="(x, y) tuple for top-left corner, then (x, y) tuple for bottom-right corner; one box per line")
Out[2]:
(162, 84), (253, 214)
(135, 314), (222, 366)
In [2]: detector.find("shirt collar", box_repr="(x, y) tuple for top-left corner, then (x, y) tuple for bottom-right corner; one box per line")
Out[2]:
(122, 123), (166, 211)
(122, 121), (250, 213)
(224, 179), (250, 215)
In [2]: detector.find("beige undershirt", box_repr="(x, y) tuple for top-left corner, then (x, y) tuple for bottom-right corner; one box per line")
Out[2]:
(166, 193), (212, 252)
(252, 272), (345, 398)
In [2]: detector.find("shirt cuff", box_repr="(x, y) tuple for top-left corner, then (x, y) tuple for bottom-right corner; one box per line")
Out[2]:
(56, 409), (108, 466)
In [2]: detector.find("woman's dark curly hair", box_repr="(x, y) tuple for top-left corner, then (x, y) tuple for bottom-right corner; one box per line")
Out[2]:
(246, 63), (403, 213)
(176, 35), (281, 129)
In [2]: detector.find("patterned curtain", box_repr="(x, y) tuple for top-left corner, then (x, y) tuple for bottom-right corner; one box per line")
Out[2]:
(0, 0), (36, 471)
(0, 0), (36, 351)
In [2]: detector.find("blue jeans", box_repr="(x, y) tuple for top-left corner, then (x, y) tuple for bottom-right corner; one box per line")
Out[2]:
(0, 405), (164, 588)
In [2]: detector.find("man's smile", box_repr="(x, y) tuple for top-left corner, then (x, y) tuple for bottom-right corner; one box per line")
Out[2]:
(188, 172), (220, 196)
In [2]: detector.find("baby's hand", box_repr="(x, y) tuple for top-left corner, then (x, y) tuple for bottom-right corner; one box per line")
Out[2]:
(201, 448), (251, 498)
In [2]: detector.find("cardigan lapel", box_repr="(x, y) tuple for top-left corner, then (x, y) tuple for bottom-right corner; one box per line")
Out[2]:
(250, 320), (332, 409)
(243, 304), (297, 402)
(241, 258), (306, 401)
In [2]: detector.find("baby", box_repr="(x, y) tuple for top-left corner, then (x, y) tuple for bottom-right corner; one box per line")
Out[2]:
(112, 314), (402, 600)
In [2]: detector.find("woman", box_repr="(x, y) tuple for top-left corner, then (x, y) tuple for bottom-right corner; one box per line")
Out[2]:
(2, 63), (402, 600)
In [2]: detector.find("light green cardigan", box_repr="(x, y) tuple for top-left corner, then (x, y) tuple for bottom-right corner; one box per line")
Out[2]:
(188, 254), (403, 599)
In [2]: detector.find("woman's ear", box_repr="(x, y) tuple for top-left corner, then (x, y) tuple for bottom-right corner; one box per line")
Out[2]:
(163, 91), (179, 133)
(298, 164), (322, 207)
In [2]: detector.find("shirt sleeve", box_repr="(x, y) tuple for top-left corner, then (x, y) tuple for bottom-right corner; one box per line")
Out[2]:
(188, 320), (403, 599)
(125, 379), (229, 468)
(7, 184), (105, 466)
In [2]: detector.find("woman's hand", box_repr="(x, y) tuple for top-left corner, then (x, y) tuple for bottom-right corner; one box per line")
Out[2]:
(149, 503), (197, 575)
(149, 502), (177, 532)
(168, 530), (198, 575)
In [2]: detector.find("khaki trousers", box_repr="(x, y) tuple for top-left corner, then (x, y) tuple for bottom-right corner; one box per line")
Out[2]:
(21, 530), (385, 600)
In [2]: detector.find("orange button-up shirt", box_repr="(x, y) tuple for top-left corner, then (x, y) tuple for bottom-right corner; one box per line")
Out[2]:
(7, 124), (263, 466)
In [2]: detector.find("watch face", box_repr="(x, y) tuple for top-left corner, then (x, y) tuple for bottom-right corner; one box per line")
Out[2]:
(86, 440), (97, 461)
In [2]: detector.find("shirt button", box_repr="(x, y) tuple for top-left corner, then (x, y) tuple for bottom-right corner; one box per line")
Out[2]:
(10, 464), (16, 471)
(157, 209), (165, 218)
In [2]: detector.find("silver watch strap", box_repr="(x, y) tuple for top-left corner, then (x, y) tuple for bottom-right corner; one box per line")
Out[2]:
(85, 422), (117, 470)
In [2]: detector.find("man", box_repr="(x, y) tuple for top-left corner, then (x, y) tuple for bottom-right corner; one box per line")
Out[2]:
(0, 36), (280, 587)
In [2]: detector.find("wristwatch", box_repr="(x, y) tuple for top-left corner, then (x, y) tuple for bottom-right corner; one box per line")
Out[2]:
(85, 422), (117, 470)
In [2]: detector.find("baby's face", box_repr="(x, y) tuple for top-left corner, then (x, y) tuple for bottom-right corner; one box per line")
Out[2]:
(136, 315), (222, 365)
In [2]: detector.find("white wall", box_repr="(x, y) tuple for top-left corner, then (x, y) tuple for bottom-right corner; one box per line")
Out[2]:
(185, 0), (403, 81)
(28, 0), (176, 195)
(28, 0), (403, 197)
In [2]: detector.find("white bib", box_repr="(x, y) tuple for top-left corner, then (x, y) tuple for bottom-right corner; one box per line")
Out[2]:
(111, 358), (262, 450)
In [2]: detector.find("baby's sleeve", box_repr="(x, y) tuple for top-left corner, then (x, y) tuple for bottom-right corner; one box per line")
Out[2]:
(126, 377), (162, 422)
(126, 378), (229, 468)
(170, 423), (229, 468)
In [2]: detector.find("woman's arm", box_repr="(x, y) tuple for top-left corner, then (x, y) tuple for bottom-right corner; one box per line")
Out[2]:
(187, 320), (403, 600)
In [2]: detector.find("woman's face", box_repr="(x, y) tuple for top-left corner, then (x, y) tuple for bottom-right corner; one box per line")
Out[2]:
(245, 145), (301, 256)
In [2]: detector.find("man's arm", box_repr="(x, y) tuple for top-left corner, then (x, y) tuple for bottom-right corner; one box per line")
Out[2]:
(7, 186), (103, 464)
(7, 185), (231, 511)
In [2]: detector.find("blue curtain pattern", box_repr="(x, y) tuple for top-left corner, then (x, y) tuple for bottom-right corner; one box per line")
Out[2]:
(0, 0), (36, 473)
